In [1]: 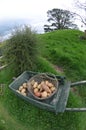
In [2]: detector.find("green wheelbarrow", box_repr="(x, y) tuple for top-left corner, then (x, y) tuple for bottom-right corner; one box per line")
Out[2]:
(9, 71), (86, 114)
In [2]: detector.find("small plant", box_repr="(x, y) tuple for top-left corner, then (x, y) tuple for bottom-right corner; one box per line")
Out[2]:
(4, 25), (38, 75)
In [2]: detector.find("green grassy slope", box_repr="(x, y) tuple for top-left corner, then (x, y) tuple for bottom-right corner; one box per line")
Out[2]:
(0, 29), (86, 130)
(38, 29), (86, 80)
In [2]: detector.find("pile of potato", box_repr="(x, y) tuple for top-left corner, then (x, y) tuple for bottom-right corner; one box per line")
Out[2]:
(16, 82), (27, 96)
(29, 80), (56, 99)
(16, 79), (56, 99)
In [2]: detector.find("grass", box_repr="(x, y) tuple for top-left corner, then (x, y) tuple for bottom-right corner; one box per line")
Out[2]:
(0, 29), (86, 130)
(38, 30), (86, 80)
(0, 102), (30, 130)
(35, 57), (64, 75)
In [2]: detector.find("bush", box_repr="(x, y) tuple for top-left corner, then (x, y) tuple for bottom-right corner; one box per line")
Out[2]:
(4, 26), (38, 75)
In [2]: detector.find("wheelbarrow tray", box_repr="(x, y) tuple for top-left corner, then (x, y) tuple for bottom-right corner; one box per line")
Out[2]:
(9, 71), (70, 114)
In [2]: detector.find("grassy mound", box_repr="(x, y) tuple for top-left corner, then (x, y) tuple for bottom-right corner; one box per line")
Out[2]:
(39, 30), (86, 78)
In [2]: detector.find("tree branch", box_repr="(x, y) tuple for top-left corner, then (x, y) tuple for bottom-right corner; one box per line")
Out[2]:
(73, 12), (86, 26)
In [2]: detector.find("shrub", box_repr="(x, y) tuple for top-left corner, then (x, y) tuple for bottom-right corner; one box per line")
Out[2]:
(4, 26), (38, 75)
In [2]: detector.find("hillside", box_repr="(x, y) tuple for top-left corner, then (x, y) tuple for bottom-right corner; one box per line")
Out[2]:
(39, 29), (86, 80)
(0, 29), (86, 130)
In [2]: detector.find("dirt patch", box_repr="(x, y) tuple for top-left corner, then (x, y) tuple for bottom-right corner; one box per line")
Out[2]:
(53, 65), (64, 73)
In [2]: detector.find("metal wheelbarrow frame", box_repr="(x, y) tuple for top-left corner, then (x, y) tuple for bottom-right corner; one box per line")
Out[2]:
(9, 71), (86, 114)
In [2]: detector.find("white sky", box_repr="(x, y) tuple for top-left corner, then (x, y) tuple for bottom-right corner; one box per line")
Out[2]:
(0, 0), (74, 19)
(0, 0), (85, 33)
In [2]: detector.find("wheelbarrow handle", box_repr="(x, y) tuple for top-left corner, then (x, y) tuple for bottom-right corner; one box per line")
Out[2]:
(65, 108), (86, 112)
(68, 80), (86, 112)
(71, 80), (86, 87)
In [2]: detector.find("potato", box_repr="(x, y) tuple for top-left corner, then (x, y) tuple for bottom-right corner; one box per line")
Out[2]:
(34, 92), (41, 97)
(45, 80), (49, 86)
(51, 86), (56, 92)
(47, 82), (54, 88)
(33, 88), (38, 94)
(41, 84), (51, 93)
(31, 80), (35, 86)
(40, 81), (45, 85)
(21, 88), (26, 93)
(21, 92), (26, 96)
(41, 91), (48, 98)
(23, 83), (27, 88)
(47, 92), (51, 97)
(33, 82), (38, 88)
(19, 86), (23, 91)
(39, 86), (43, 92)
(37, 84), (41, 89)
(16, 90), (20, 93)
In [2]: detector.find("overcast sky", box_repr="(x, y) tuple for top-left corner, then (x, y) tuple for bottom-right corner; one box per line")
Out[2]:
(0, 0), (85, 33)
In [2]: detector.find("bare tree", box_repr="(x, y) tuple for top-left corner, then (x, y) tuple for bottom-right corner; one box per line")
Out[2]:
(74, 0), (86, 27)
